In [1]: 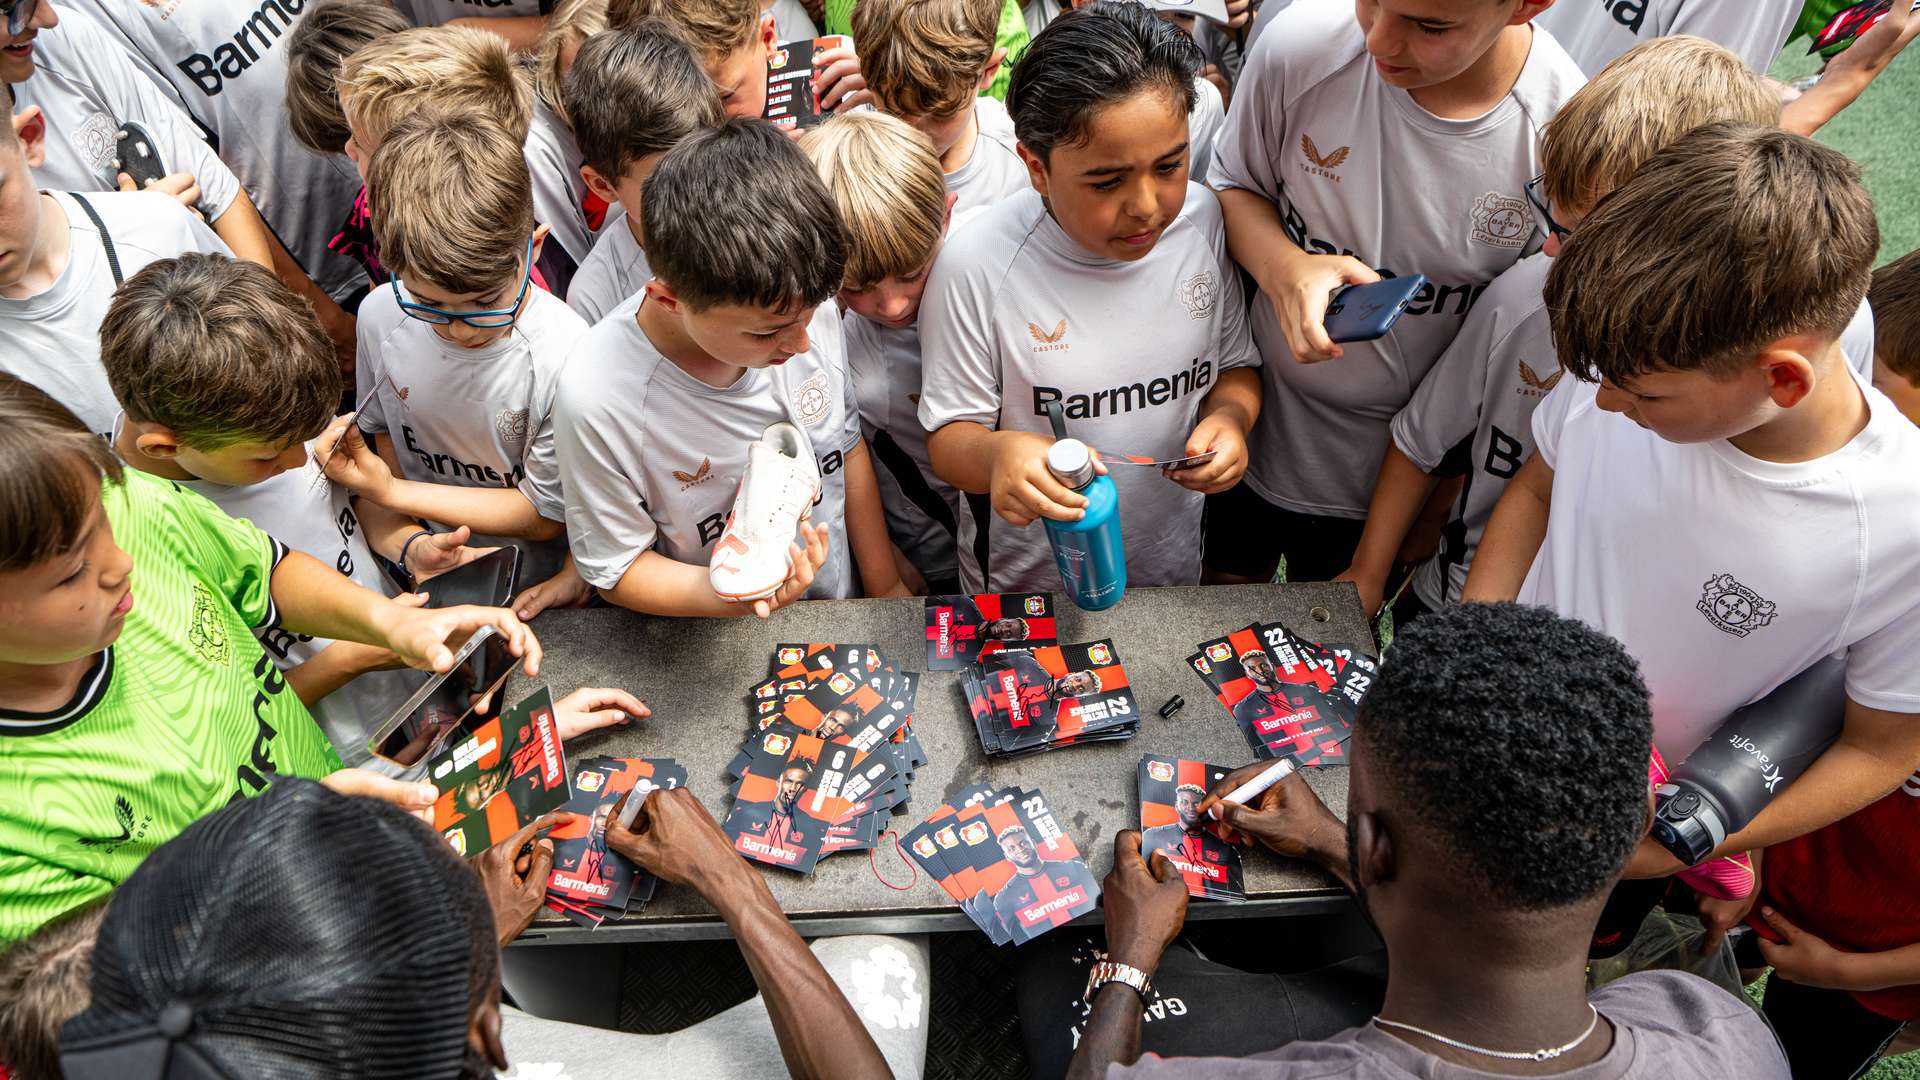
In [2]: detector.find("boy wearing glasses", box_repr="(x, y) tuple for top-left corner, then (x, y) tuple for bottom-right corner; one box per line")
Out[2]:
(1201, 0), (1582, 587)
(319, 112), (592, 616)
(1335, 37), (1879, 625)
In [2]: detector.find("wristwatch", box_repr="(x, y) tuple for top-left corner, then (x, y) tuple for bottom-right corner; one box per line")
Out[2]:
(1083, 960), (1153, 1006)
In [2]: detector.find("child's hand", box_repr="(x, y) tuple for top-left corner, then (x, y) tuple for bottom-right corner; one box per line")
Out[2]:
(321, 767), (438, 823)
(118, 169), (204, 218)
(378, 602), (542, 678)
(1225, 0), (1252, 31)
(1757, 907), (1865, 990)
(1695, 877), (1761, 957)
(752, 522), (830, 619)
(989, 431), (1101, 527)
(1170, 412), (1249, 494)
(1331, 565), (1387, 618)
(552, 686), (649, 742)
(404, 526), (500, 583)
(812, 45), (870, 112)
(314, 413), (395, 498)
(511, 563), (595, 621)
(1262, 250), (1380, 362)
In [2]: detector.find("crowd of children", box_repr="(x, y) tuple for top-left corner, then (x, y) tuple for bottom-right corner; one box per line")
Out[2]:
(0, 0), (1917, 1074)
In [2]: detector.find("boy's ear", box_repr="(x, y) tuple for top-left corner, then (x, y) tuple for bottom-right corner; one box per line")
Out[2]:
(941, 190), (957, 234)
(645, 277), (683, 314)
(1757, 342), (1821, 410)
(579, 164), (620, 208)
(759, 13), (777, 57)
(130, 423), (185, 461)
(529, 222), (551, 269)
(1511, 0), (1555, 26)
(976, 47), (1008, 92)
(1015, 142), (1048, 201)
(11, 106), (46, 169)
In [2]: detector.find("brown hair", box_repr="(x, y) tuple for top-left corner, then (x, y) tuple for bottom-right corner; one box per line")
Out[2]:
(1870, 248), (1920, 384)
(566, 18), (722, 182)
(370, 111), (537, 296)
(100, 254), (338, 452)
(284, 0), (414, 155)
(336, 25), (534, 148)
(1541, 36), (1779, 216)
(1545, 123), (1878, 383)
(605, 0), (760, 59)
(0, 376), (123, 574)
(535, 0), (609, 124)
(853, 0), (1000, 119)
(0, 901), (106, 1080)
(801, 113), (946, 289)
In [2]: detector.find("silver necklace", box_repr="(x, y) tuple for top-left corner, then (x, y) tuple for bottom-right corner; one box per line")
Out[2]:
(1371, 1005), (1601, 1063)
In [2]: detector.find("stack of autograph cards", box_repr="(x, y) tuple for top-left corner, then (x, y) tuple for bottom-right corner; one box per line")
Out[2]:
(763, 35), (849, 131)
(964, 639), (1140, 757)
(722, 643), (927, 873)
(905, 785), (1100, 945)
(924, 592), (1057, 670)
(544, 757), (687, 928)
(1187, 622), (1377, 766)
(427, 687), (570, 858)
(1138, 756), (1245, 903)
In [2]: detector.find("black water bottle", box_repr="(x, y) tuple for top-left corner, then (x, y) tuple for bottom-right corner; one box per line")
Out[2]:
(1651, 655), (1848, 865)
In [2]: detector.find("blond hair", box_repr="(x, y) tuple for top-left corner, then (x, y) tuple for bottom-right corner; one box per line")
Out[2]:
(535, 0), (609, 125)
(801, 113), (945, 289)
(853, 0), (999, 119)
(606, 0), (760, 59)
(336, 26), (534, 148)
(1541, 36), (1778, 216)
(1870, 248), (1920, 384)
(370, 111), (536, 296)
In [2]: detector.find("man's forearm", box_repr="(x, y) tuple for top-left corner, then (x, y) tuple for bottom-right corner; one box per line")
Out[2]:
(1066, 983), (1148, 1080)
(208, 189), (275, 270)
(706, 867), (892, 1079)
(927, 421), (1000, 494)
(601, 550), (760, 618)
(1461, 454), (1551, 602)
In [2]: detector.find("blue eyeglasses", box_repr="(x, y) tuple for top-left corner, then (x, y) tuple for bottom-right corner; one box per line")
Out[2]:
(392, 236), (535, 328)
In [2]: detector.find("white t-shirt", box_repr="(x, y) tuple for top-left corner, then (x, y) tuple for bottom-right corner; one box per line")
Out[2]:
(917, 183), (1259, 592)
(1395, 258), (1878, 610)
(1187, 73), (1224, 184)
(354, 284), (584, 584)
(393, 0), (543, 24)
(1519, 366), (1920, 759)
(1536, 0), (1802, 76)
(525, 97), (603, 299)
(16, 4), (244, 222)
(61, 0), (368, 300)
(565, 217), (649, 326)
(177, 448), (427, 769)
(845, 312), (959, 584)
(1022, 0), (1060, 39)
(948, 96), (1028, 218)
(771, 0), (820, 40)
(0, 190), (228, 435)
(552, 295), (862, 599)
(1207, 0), (1584, 519)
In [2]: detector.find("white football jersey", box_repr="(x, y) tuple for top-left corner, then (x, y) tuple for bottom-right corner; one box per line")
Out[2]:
(1537, 0), (1802, 75)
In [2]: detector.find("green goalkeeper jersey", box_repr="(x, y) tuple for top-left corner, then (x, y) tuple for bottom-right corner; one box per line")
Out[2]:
(0, 469), (343, 942)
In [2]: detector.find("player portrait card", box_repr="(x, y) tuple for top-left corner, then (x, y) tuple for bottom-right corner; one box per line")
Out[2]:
(1138, 756), (1246, 902)
(547, 757), (684, 915)
(1194, 627), (1351, 767)
(762, 35), (848, 131)
(724, 730), (903, 872)
(924, 593), (1057, 670)
(972, 640), (1138, 755)
(427, 687), (569, 858)
(980, 791), (1100, 944)
(780, 672), (914, 751)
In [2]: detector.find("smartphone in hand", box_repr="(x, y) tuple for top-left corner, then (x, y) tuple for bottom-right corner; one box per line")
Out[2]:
(1324, 274), (1427, 344)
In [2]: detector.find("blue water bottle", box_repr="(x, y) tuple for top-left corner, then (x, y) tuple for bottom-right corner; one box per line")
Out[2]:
(1043, 437), (1127, 610)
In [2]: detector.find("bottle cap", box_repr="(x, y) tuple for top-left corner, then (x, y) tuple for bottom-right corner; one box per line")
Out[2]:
(1046, 439), (1096, 490)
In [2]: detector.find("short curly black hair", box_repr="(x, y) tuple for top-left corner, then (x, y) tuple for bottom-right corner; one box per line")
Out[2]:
(1360, 603), (1652, 912)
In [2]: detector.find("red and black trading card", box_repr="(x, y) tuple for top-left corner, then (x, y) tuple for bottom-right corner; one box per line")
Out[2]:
(967, 640), (1138, 756)
(1138, 756), (1245, 902)
(979, 791), (1100, 944)
(924, 592), (1057, 670)
(427, 687), (570, 859)
(763, 35), (850, 131)
(1190, 625), (1352, 767)
(547, 757), (686, 918)
(724, 730), (904, 873)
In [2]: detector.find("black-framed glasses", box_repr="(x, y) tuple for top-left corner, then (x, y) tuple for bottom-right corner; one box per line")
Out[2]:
(3, 0), (40, 37)
(1524, 174), (1571, 242)
(392, 236), (534, 328)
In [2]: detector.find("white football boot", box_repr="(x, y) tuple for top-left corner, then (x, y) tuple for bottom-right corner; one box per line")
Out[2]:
(709, 423), (821, 603)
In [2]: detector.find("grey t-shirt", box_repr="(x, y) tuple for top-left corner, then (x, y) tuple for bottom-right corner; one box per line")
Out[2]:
(393, 0), (542, 23)
(1110, 971), (1789, 1080)
(948, 96), (1028, 218)
(845, 311), (958, 584)
(525, 96), (604, 298)
(62, 0), (368, 300)
(552, 294), (861, 599)
(917, 183), (1258, 592)
(565, 215), (649, 326)
(16, 3), (243, 222)
(1207, 0), (1584, 519)
(1536, 0), (1802, 76)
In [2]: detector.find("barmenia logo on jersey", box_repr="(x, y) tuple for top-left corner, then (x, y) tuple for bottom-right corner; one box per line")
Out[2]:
(1697, 573), (1778, 637)
(1033, 359), (1212, 420)
(1471, 192), (1530, 250)
(1299, 135), (1349, 182)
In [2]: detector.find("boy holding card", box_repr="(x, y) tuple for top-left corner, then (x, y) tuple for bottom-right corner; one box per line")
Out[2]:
(919, 2), (1261, 594)
(607, 0), (867, 124)
(1465, 126), (1920, 889)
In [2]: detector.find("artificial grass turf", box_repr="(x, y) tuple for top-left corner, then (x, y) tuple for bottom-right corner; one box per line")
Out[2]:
(1771, 39), (1920, 266)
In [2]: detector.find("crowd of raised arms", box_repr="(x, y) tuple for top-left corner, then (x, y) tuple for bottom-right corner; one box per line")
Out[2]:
(0, 0), (1916, 1076)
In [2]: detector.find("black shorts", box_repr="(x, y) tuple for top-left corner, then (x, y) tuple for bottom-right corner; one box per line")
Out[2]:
(1759, 969), (1907, 1080)
(1203, 483), (1367, 583)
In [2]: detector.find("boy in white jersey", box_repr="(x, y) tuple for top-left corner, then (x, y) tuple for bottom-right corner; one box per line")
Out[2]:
(98, 254), (495, 766)
(553, 119), (905, 617)
(802, 112), (963, 593)
(1336, 37), (1782, 623)
(0, 2), (277, 277)
(1202, 0), (1583, 586)
(607, 0), (868, 123)
(318, 112), (592, 619)
(852, 0), (1029, 216)
(1465, 124), (1920, 883)
(563, 19), (723, 325)
(919, 2), (1261, 593)
(1536, 0), (1800, 74)
(0, 106), (229, 434)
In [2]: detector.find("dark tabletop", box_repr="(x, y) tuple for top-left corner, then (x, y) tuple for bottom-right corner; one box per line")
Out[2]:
(515, 582), (1367, 944)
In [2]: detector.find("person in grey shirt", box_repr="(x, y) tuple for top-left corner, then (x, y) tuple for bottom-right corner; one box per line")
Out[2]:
(1060, 602), (1791, 1080)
